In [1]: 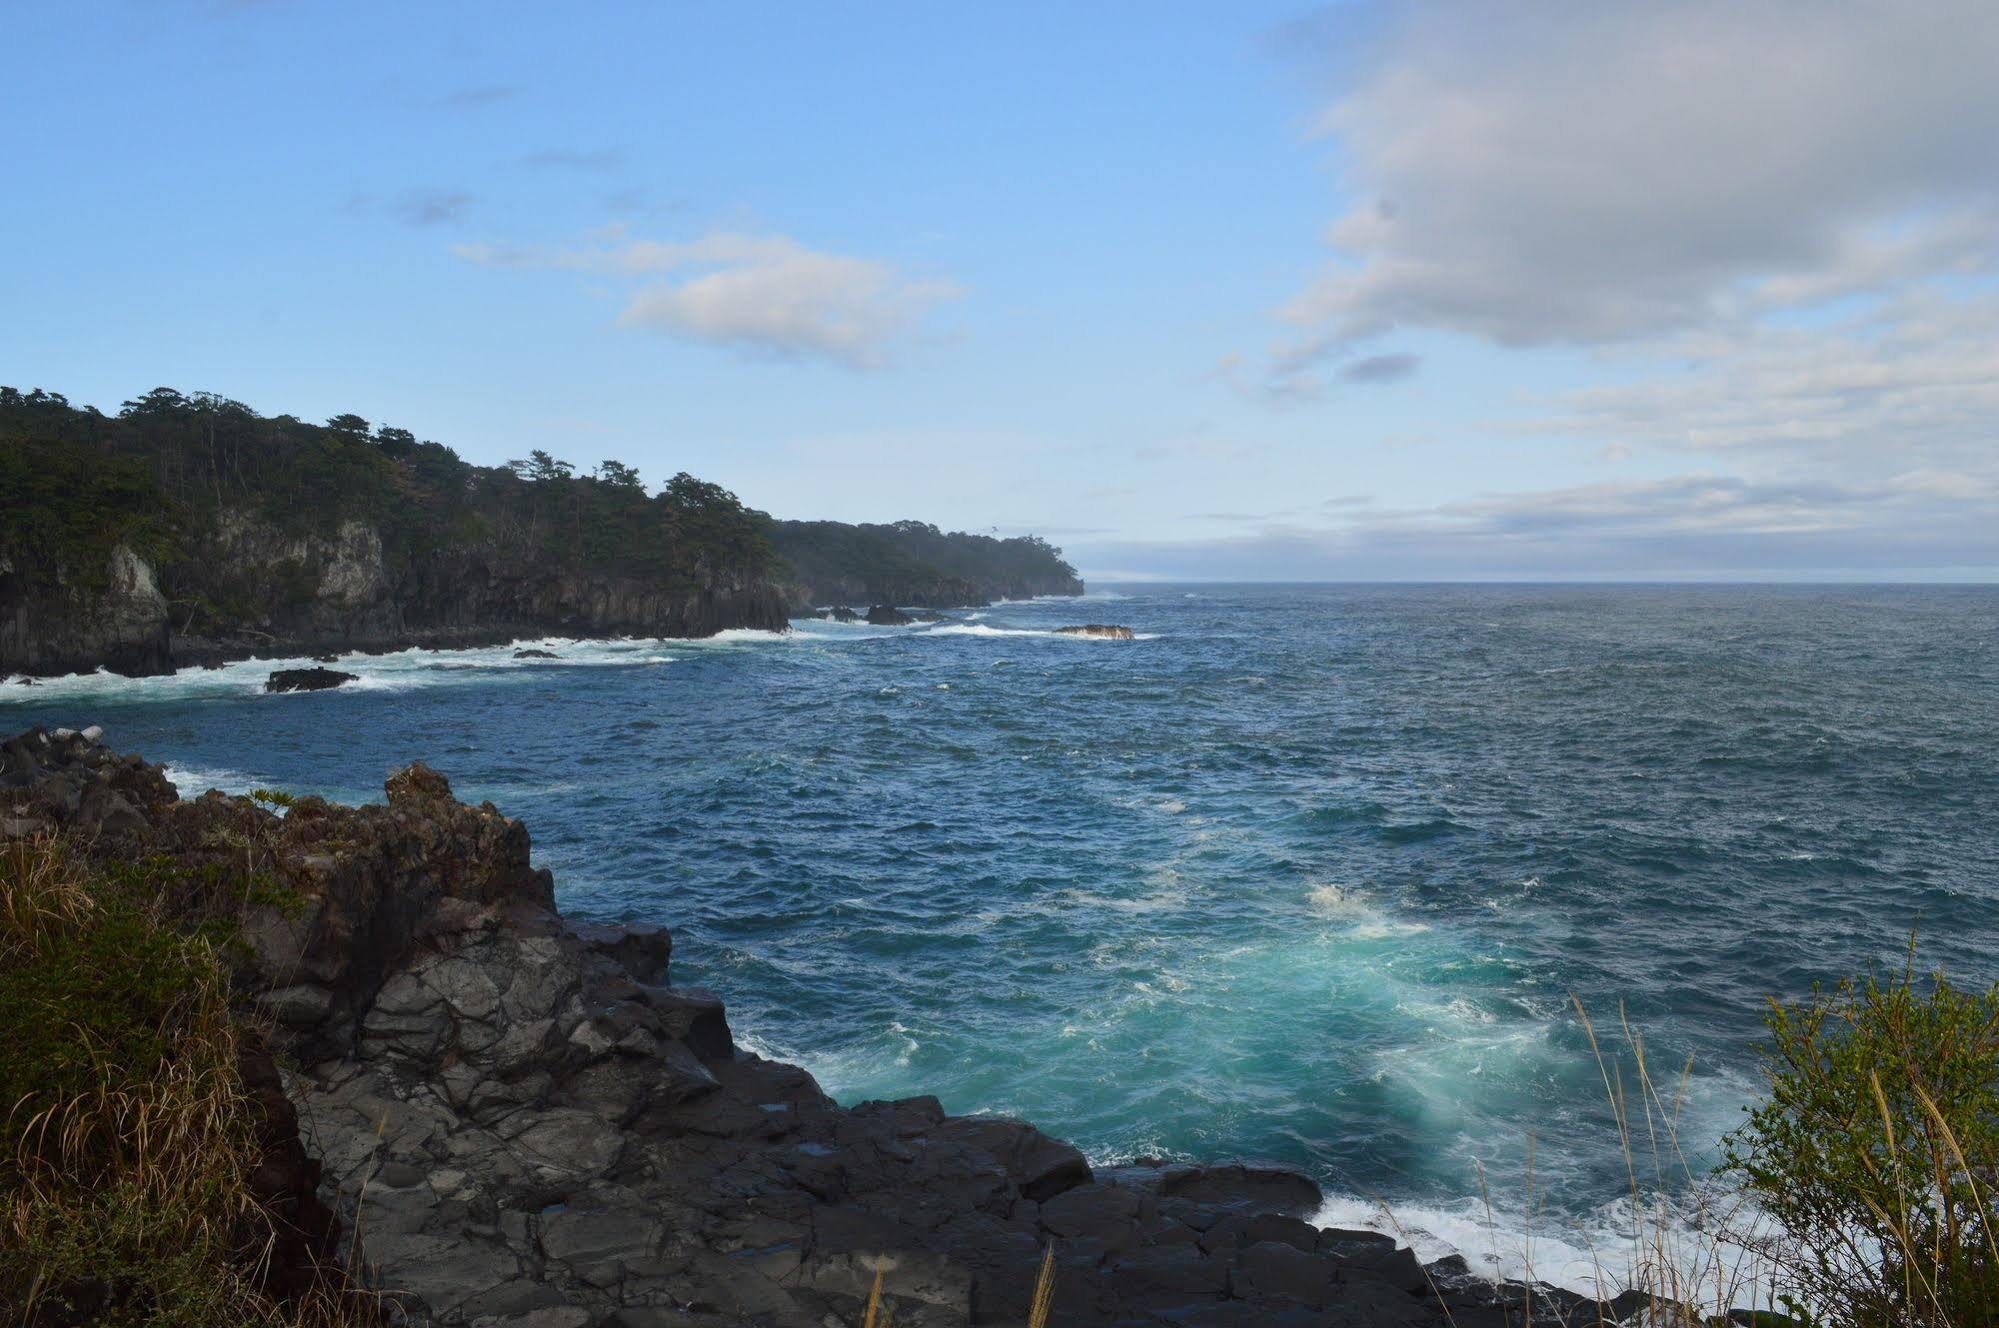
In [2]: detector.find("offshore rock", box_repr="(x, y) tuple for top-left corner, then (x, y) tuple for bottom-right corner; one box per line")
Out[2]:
(267, 666), (360, 692)
(866, 604), (915, 626)
(1055, 624), (1135, 640)
(11, 729), (1608, 1327)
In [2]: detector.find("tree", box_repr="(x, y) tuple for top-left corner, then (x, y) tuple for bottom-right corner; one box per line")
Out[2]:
(508, 449), (574, 484)
(325, 413), (371, 438)
(595, 459), (643, 491)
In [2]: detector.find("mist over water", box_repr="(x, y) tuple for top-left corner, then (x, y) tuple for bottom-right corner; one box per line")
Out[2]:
(11, 584), (1998, 1284)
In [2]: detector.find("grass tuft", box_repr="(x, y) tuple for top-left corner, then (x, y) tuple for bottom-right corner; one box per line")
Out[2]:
(0, 834), (365, 1327)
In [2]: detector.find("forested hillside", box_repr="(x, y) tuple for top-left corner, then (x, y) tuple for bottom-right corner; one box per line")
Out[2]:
(0, 387), (1079, 676)
(768, 519), (1082, 608)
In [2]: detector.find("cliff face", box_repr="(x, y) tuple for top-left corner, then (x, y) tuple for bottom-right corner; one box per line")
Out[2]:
(3, 510), (791, 678)
(0, 544), (174, 677)
(4, 728), (1615, 1328)
(165, 509), (792, 666)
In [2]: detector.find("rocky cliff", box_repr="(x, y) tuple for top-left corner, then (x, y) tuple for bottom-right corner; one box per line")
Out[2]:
(3, 730), (1622, 1327)
(0, 522), (790, 678)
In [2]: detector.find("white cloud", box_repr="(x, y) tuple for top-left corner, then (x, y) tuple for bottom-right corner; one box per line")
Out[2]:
(1069, 470), (1999, 580)
(1525, 287), (1999, 477)
(1288, 0), (1999, 350)
(456, 228), (959, 367)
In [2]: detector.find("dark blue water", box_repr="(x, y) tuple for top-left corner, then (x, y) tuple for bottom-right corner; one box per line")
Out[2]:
(10, 585), (1997, 1277)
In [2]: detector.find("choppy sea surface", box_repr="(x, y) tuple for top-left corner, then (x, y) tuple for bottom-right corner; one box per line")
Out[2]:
(9, 584), (1998, 1287)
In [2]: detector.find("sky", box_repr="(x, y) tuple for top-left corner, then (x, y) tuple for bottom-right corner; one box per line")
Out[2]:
(5, 1), (1998, 582)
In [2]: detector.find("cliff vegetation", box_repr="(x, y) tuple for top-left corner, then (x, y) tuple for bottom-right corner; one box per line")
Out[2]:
(768, 518), (1082, 608)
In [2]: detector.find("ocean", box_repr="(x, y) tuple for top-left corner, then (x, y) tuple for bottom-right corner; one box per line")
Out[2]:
(9, 583), (1997, 1287)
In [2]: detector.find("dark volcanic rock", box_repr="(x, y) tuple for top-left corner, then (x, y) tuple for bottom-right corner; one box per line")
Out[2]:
(865, 604), (914, 626)
(265, 666), (359, 693)
(514, 648), (561, 659)
(1055, 623), (1136, 639)
(829, 606), (861, 623)
(10, 729), (1603, 1328)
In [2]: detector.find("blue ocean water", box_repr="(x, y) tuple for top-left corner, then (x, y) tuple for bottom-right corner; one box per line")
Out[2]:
(9, 584), (1998, 1279)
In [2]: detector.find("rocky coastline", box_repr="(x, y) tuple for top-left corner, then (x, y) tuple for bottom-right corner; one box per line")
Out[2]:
(0, 522), (793, 681)
(2, 728), (1632, 1327)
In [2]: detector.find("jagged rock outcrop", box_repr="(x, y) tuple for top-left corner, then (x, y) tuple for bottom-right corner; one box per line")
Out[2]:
(1054, 625), (1135, 640)
(4, 728), (1614, 1328)
(865, 604), (915, 626)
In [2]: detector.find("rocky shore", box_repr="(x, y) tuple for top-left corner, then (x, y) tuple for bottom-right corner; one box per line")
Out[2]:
(0, 520), (793, 680)
(2, 729), (1632, 1327)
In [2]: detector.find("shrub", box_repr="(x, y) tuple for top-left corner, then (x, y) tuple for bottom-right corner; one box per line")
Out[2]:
(1725, 953), (1999, 1327)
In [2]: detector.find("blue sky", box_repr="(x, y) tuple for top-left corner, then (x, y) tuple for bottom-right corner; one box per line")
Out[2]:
(6, 1), (1997, 580)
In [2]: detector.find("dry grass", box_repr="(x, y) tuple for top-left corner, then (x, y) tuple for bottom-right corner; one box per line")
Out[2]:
(0, 834), (367, 1327)
(856, 1242), (1058, 1328)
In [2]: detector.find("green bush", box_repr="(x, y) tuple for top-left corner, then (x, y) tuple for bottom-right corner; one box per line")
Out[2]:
(1726, 953), (1999, 1326)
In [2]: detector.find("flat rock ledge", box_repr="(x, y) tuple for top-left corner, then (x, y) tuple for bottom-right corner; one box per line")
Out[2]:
(3, 726), (1632, 1328)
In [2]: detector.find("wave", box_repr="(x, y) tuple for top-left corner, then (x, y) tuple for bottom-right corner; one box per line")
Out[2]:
(0, 637), (693, 708)
(923, 624), (1160, 641)
(161, 761), (265, 796)
(1311, 1189), (1778, 1306)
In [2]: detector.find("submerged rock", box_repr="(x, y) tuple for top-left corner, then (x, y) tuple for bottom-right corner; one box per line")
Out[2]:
(865, 604), (914, 626)
(1055, 623), (1136, 639)
(513, 648), (561, 659)
(265, 666), (359, 693)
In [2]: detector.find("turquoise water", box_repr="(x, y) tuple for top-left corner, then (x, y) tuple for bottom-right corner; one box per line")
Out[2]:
(10, 584), (1997, 1279)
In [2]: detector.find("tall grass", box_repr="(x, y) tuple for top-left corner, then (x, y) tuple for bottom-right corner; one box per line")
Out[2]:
(1371, 970), (1999, 1328)
(0, 835), (367, 1327)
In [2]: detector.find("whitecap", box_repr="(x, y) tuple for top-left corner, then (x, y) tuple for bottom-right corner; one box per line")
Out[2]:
(1310, 1190), (1785, 1307)
(161, 762), (264, 796)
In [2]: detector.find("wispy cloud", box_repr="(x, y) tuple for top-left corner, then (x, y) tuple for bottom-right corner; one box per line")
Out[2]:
(398, 190), (473, 226)
(442, 85), (516, 108)
(455, 226), (961, 367)
(1072, 470), (1999, 580)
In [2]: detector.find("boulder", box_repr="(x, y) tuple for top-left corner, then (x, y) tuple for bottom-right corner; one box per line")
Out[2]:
(514, 648), (561, 660)
(1055, 624), (1136, 639)
(266, 667), (359, 693)
(829, 607), (861, 623)
(865, 605), (914, 626)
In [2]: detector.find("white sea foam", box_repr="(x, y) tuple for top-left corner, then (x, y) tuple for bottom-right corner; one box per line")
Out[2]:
(1312, 1190), (1783, 1307)
(161, 762), (264, 796)
(924, 623), (1159, 641)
